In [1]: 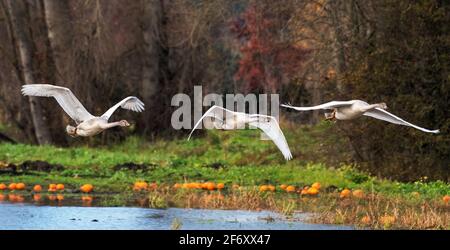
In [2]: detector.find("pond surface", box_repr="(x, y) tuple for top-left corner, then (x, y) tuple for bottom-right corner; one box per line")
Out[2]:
(0, 202), (353, 230)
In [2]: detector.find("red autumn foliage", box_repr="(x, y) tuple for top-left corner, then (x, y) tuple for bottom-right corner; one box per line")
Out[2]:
(230, 4), (309, 92)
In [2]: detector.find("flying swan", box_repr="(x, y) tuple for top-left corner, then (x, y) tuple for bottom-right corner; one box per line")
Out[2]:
(188, 105), (293, 160)
(281, 100), (439, 133)
(21, 84), (145, 137)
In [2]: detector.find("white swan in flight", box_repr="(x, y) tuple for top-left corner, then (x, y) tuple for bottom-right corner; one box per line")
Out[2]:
(282, 100), (439, 133)
(21, 84), (145, 137)
(188, 105), (293, 160)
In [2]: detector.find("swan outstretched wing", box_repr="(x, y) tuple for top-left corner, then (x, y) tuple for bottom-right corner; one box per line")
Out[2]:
(188, 105), (230, 140)
(101, 96), (145, 121)
(281, 100), (357, 111)
(363, 108), (440, 133)
(249, 115), (293, 160)
(21, 84), (94, 124)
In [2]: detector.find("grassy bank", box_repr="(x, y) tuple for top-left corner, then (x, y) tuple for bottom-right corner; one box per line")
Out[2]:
(0, 123), (448, 229)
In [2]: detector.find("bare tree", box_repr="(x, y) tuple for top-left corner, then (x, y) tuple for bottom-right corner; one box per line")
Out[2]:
(4, 0), (52, 144)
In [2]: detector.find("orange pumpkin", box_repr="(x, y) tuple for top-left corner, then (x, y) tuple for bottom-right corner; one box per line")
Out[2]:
(285, 185), (296, 193)
(259, 185), (269, 192)
(311, 182), (321, 190)
(8, 183), (17, 190)
(47, 194), (57, 201)
(15, 183), (26, 190)
(300, 189), (308, 195)
(133, 181), (148, 191)
(206, 182), (216, 191)
(217, 183), (225, 190)
(443, 195), (450, 204)
(182, 183), (190, 189)
(173, 183), (182, 189)
(48, 184), (57, 192)
(0, 193), (5, 201)
(56, 184), (65, 191)
(352, 189), (365, 199)
(33, 185), (42, 192)
(0, 183), (6, 190)
(280, 184), (287, 190)
(80, 184), (94, 193)
(307, 187), (319, 196)
(340, 189), (351, 199)
(267, 185), (275, 192)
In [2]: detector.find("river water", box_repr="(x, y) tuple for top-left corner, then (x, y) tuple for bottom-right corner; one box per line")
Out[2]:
(0, 202), (353, 230)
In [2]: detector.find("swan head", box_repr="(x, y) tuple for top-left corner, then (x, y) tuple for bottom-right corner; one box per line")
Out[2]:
(66, 125), (78, 137)
(377, 102), (388, 110)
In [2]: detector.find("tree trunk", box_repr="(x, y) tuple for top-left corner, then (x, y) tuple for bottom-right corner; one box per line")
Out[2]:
(42, 0), (73, 81)
(139, 0), (163, 135)
(327, 0), (347, 94)
(5, 0), (52, 144)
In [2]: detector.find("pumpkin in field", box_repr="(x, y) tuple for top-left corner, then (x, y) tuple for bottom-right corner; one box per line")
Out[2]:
(0, 183), (6, 190)
(300, 189), (308, 195)
(311, 182), (321, 190)
(307, 187), (319, 196)
(15, 183), (26, 190)
(149, 182), (158, 190)
(182, 183), (190, 189)
(206, 182), (216, 191)
(259, 185), (269, 192)
(33, 185), (42, 192)
(340, 189), (351, 199)
(352, 189), (365, 199)
(267, 185), (275, 192)
(80, 184), (94, 193)
(285, 185), (296, 193)
(8, 183), (17, 190)
(217, 183), (225, 190)
(0, 193), (5, 201)
(443, 195), (450, 205)
(133, 181), (148, 191)
(48, 184), (57, 192)
(56, 184), (65, 191)
(47, 194), (57, 201)
(173, 183), (182, 189)
(280, 184), (287, 190)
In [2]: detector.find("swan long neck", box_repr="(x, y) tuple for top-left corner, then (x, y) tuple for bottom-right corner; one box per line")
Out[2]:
(362, 103), (387, 112)
(100, 121), (122, 129)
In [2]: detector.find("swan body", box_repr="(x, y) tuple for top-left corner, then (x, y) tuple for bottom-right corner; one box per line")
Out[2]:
(282, 100), (439, 133)
(188, 105), (293, 161)
(22, 84), (143, 137)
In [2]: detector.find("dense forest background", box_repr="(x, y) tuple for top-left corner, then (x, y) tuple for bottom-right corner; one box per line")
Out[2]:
(0, 0), (448, 181)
